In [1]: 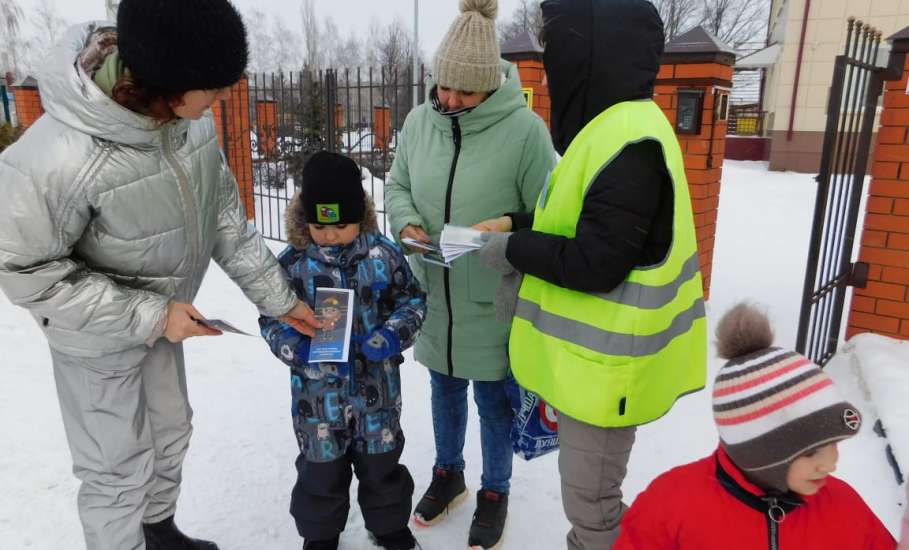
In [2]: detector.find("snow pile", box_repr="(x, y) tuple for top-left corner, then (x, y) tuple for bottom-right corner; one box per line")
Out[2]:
(849, 334), (909, 478)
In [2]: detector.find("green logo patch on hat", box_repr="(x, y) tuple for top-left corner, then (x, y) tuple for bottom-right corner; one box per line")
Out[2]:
(316, 203), (340, 224)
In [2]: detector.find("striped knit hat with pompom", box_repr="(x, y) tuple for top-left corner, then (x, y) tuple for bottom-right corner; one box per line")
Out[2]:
(712, 303), (862, 494)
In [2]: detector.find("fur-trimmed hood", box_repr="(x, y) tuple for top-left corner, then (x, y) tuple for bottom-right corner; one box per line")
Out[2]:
(285, 190), (380, 250)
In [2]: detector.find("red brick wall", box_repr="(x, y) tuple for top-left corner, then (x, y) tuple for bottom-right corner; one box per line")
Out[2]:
(211, 77), (255, 220)
(516, 59), (551, 127)
(654, 62), (732, 300)
(13, 87), (43, 129)
(847, 55), (909, 340)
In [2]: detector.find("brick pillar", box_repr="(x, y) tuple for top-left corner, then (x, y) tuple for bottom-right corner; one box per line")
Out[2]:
(501, 30), (550, 126)
(13, 76), (43, 129)
(846, 27), (909, 340)
(255, 99), (278, 159)
(374, 105), (392, 150)
(212, 76), (255, 219)
(658, 26), (736, 300)
(335, 103), (345, 131)
(515, 59), (551, 127)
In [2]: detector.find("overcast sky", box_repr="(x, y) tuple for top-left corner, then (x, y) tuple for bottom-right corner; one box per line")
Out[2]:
(14, 0), (528, 60)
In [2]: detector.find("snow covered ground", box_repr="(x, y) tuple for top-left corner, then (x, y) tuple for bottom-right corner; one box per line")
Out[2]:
(0, 160), (905, 549)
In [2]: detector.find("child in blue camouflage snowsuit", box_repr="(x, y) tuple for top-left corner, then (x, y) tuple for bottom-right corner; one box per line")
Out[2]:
(259, 152), (426, 550)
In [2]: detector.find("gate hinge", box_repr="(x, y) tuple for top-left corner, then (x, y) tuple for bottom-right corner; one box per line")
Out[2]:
(848, 262), (869, 288)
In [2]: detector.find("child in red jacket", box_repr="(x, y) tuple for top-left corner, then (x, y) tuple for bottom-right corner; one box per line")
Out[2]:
(613, 303), (895, 550)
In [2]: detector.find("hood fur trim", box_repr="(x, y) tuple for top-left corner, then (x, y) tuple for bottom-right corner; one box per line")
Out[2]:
(286, 191), (379, 249)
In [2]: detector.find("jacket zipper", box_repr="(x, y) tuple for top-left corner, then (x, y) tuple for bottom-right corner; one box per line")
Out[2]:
(766, 497), (783, 550)
(161, 125), (200, 298)
(443, 117), (462, 377)
(715, 456), (797, 550)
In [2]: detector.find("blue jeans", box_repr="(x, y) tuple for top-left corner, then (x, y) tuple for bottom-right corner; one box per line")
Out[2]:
(429, 370), (514, 494)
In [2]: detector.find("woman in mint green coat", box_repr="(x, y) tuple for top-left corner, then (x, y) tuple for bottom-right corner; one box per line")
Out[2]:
(384, 1), (554, 547)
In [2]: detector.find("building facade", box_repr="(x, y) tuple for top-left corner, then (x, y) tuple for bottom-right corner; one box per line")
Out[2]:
(756, 0), (909, 172)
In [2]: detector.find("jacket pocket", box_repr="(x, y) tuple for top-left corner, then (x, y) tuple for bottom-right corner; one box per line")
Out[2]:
(467, 254), (499, 303)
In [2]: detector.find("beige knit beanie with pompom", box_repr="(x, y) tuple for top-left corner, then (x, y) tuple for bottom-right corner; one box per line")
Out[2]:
(433, 0), (501, 93)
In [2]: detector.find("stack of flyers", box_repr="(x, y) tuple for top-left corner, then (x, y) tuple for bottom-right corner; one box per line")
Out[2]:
(439, 224), (486, 263)
(307, 288), (355, 363)
(401, 237), (452, 268)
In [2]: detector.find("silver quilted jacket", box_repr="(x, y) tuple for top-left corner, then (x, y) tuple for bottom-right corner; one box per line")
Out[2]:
(0, 23), (296, 366)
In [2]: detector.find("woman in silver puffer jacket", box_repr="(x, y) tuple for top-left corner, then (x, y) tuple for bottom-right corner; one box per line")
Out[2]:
(0, 2), (319, 549)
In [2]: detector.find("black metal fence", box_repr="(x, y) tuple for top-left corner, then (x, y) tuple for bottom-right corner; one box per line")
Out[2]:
(796, 19), (888, 365)
(249, 65), (427, 241)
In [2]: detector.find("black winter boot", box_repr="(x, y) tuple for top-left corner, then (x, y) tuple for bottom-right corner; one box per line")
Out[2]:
(467, 490), (508, 549)
(369, 526), (420, 550)
(143, 516), (219, 550)
(412, 468), (468, 527)
(302, 535), (340, 550)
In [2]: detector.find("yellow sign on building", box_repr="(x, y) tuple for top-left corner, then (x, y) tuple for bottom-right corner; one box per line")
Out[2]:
(522, 87), (534, 110)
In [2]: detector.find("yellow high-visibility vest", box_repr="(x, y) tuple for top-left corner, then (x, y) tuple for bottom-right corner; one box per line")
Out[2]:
(509, 100), (707, 428)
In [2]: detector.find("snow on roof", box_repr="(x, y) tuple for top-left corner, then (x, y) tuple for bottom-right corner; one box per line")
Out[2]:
(736, 43), (781, 69)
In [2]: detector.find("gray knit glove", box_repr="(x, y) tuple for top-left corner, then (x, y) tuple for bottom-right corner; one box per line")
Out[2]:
(479, 232), (523, 322)
(479, 232), (514, 274)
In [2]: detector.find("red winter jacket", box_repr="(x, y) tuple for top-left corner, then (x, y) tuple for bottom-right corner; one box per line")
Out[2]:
(614, 448), (895, 550)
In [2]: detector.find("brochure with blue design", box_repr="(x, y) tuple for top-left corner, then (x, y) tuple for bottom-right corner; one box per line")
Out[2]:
(307, 288), (355, 363)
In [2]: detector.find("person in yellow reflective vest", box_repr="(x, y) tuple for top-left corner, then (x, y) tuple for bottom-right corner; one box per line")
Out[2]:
(475, 0), (708, 548)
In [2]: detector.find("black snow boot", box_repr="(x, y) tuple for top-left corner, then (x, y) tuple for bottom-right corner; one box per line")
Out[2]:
(413, 467), (468, 527)
(302, 535), (340, 550)
(467, 490), (508, 549)
(143, 516), (219, 550)
(369, 526), (420, 550)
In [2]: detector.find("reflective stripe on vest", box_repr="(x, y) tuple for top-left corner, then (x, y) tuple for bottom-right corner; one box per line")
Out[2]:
(515, 296), (706, 357)
(508, 99), (707, 428)
(592, 251), (702, 310)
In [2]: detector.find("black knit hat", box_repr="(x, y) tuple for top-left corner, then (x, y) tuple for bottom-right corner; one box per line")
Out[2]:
(117, 0), (248, 92)
(300, 152), (365, 225)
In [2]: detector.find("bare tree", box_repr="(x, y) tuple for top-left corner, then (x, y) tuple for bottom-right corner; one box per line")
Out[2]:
(333, 30), (362, 70)
(700, 0), (767, 48)
(300, 0), (319, 69)
(368, 17), (425, 128)
(320, 15), (340, 69)
(652, 0), (701, 42)
(272, 16), (303, 74)
(0, 0), (24, 77)
(365, 16), (383, 69)
(246, 8), (276, 75)
(19, 0), (68, 73)
(497, 0), (543, 45)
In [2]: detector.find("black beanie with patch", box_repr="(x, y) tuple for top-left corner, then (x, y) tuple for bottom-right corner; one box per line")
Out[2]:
(300, 151), (365, 225)
(117, 0), (248, 92)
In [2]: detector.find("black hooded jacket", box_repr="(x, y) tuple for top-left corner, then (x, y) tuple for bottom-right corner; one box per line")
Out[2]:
(505, 0), (674, 293)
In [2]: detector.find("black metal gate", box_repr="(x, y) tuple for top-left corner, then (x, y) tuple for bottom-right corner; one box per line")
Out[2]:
(248, 65), (426, 242)
(796, 19), (895, 365)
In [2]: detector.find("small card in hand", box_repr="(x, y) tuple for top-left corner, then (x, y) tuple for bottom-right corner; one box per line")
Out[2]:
(193, 318), (254, 336)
